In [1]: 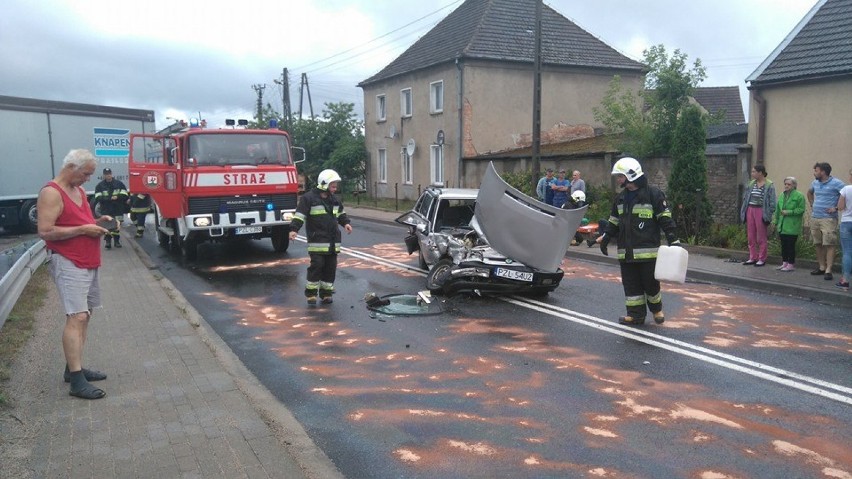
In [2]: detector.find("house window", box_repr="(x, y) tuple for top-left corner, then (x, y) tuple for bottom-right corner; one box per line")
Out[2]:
(376, 94), (386, 122)
(378, 148), (387, 183)
(401, 148), (413, 184)
(400, 88), (412, 118)
(430, 81), (443, 114)
(430, 144), (444, 185)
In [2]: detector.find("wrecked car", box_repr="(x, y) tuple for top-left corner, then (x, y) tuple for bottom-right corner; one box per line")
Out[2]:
(395, 162), (587, 296)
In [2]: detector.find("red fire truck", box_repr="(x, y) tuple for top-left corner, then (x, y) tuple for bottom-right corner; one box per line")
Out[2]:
(128, 119), (303, 260)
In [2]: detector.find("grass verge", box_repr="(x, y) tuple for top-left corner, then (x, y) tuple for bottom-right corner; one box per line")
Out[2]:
(0, 265), (48, 406)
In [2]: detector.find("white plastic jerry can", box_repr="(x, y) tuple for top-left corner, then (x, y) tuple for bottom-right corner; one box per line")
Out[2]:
(655, 245), (689, 283)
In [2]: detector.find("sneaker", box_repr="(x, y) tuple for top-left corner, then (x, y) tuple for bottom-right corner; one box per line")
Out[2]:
(743, 260), (757, 265)
(306, 296), (317, 305)
(781, 264), (795, 272)
(776, 262), (788, 270)
(835, 280), (850, 289)
(653, 311), (665, 324)
(810, 269), (825, 275)
(754, 261), (765, 267)
(824, 272), (833, 281)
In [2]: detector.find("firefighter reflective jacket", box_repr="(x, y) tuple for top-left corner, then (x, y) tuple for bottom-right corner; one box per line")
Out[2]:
(290, 188), (350, 254)
(93, 179), (129, 216)
(605, 184), (677, 262)
(129, 193), (153, 214)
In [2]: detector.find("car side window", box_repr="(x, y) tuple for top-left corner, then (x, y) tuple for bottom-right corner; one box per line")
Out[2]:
(416, 193), (435, 219)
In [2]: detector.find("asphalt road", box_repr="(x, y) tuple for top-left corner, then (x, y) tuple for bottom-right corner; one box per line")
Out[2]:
(135, 218), (851, 478)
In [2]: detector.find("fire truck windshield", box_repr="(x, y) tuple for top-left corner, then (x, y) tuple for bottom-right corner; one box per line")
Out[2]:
(189, 133), (292, 166)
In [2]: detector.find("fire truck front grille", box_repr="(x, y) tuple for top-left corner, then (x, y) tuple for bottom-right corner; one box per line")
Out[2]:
(188, 194), (297, 215)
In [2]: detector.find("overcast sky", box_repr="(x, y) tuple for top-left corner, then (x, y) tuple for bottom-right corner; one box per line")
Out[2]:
(1, 0), (819, 129)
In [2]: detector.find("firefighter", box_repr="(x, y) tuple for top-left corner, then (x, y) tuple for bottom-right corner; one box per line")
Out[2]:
(288, 169), (353, 305)
(128, 193), (153, 238)
(93, 168), (129, 249)
(596, 157), (680, 325)
(563, 190), (587, 246)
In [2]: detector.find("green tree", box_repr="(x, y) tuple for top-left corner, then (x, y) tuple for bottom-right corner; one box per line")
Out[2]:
(667, 104), (712, 240)
(593, 76), (655, 158)
(247, 103), (282, 129)
(289, 102), (366, 191)
(644, 45), (707, 155)
(594, 44), (706, 157)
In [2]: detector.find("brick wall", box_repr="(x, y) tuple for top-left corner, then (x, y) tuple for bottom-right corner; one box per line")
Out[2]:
(464, 148), (749, 226)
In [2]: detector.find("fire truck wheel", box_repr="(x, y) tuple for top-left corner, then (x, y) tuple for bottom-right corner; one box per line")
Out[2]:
(169, 227), (182, 254)
(156, 216), (170, 248)
(182, 238), (198, 261)
(158, 230), (170, 248)
(271, 226), (289, 253)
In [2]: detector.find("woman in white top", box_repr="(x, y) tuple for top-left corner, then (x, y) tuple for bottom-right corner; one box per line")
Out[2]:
(837, 168), (852, 289)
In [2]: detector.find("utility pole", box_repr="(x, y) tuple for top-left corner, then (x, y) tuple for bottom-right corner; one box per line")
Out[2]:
(273, 68), (291, 130)
(298, 73), (314, 120)
(252, 83), (266, 123)
(531, 0), (542, 193)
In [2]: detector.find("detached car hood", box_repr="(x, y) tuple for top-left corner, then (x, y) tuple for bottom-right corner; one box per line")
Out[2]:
(475, 162), (587, 272)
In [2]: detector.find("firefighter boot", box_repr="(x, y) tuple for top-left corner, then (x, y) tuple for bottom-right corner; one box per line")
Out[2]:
(113, 235), (122, 248)
(653, 311), (665, 324)
(319, 282), (334, 304)
(104, 236), (112, 250)
(618, 316), (645, 326)
(306, 288), (319, 305)
(135, 227), (144, 238)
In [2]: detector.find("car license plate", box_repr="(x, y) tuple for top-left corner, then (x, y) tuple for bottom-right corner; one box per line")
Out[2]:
(236, 226), (263, 235)
(494, 267), (533, 282)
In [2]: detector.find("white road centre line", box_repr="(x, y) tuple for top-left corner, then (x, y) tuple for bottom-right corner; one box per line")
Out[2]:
(333, 240), (852, 405)
(507, 297), (852, 405)
(514, 297), (852, 395)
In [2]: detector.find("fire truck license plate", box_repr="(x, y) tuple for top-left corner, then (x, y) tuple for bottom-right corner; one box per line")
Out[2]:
(236, 226), (263, 235)
(494, 267), (533, 282)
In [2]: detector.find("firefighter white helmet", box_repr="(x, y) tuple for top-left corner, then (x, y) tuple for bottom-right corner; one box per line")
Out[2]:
(611, 157), (644, 182)
(317, 169), (342, 190)
(571, 190), (586, 203)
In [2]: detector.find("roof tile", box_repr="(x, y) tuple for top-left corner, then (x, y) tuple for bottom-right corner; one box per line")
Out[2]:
(752, 0), (852, 85)
(359, 0), (644, 86)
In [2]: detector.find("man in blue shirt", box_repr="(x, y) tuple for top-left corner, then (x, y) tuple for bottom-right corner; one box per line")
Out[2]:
(551, 170), (570, 208)
(536, 168), (554, 205)
(807, 162), (846, 280)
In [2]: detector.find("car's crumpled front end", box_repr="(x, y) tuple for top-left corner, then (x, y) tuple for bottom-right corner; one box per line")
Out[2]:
(396, 162), (586, 296)
(475, 162), (587, 273)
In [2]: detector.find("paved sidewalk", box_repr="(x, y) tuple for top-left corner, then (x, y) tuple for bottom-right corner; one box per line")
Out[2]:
(346, 205), (852, 308)
(0, 233), (341, 478)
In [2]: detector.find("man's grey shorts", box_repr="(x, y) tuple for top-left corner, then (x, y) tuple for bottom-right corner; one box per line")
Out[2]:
(48, 252), (101, 316)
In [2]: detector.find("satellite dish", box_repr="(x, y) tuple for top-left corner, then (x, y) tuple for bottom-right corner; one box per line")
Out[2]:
(406, 138), (416, 156)
(388, 124), (397, 138)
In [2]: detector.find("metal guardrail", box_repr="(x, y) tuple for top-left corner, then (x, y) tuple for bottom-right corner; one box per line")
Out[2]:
(0, 239), (47, 330)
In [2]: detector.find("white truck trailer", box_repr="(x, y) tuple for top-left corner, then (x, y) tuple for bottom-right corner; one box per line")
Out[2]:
(0, 95), (156, 232)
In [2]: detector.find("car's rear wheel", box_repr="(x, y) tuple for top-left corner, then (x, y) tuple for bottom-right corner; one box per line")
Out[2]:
(426, 258), (454, 294)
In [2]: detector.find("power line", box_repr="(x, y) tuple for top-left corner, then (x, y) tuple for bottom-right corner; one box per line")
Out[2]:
(294, 0), (463, 73)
